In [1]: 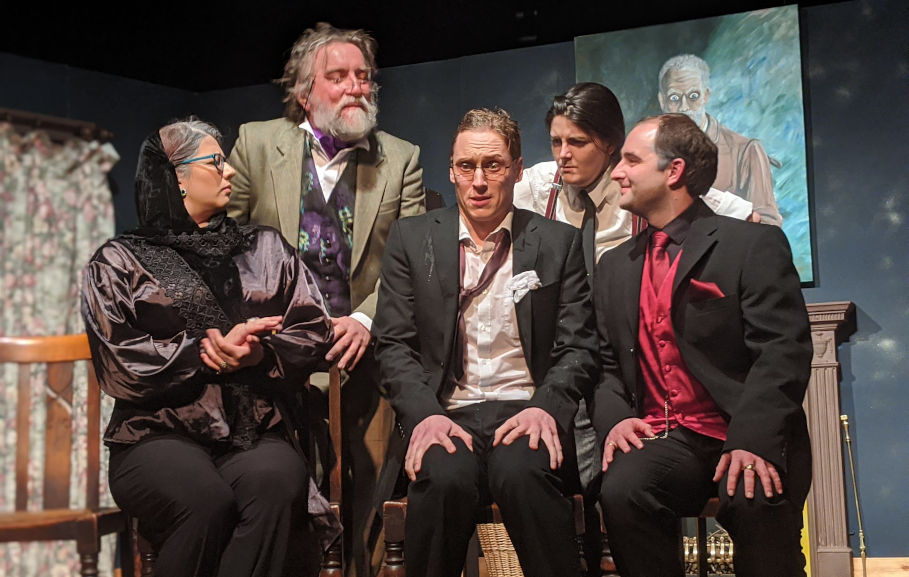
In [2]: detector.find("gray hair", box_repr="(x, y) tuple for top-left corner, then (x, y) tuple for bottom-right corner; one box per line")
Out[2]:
(658, 54), (710, 92)
(159, 118), (222, 179)
(277, 22), (379, 124)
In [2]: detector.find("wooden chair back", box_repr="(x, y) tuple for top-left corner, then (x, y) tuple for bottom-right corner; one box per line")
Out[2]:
(0, 334), (102, 513)
(0, 334), (133, 576)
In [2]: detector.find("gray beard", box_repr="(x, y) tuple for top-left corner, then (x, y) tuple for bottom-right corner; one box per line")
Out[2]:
(312, 98), (378, 142)
(679, 109), (707, 129)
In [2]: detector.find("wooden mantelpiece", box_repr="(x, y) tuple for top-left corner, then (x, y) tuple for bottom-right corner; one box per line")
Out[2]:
(805, 301), (857, 577)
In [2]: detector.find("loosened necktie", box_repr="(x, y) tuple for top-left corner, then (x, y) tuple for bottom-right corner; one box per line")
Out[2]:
(452, 233), (511, 380)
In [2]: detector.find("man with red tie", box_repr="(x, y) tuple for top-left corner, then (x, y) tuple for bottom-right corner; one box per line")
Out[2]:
(591, 113), (812, 577)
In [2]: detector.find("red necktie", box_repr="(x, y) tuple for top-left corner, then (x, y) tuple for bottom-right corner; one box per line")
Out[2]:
(650, 231), (671, 291)
(453, 233), (511, 380)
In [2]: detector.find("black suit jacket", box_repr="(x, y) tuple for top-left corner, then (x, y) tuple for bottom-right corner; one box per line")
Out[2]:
(373, 206), (598, 493)
(591, 200), (812, 472)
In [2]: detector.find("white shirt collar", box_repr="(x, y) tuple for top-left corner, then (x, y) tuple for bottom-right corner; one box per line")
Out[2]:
(561, 166), (615, 211)
(299, 119), (371, 154)
(458, 211), (514, 246)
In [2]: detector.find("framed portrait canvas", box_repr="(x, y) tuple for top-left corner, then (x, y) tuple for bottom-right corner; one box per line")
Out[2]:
(576, 5), (813, 282)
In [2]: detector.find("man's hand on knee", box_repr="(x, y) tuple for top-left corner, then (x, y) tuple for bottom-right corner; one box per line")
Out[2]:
(492, 408), (563, 470)
(405, 415), (474, 481)
(713, 449), (783, 499)
(601, 418), (654, 472)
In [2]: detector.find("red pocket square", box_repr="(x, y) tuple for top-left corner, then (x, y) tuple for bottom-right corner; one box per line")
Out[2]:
(689, 279), (725, 300)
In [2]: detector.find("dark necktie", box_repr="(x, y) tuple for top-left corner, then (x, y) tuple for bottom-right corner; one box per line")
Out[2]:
(452, 232), (511, 380)
(650, 231), (671, 291)
(580, 189), (597, 282)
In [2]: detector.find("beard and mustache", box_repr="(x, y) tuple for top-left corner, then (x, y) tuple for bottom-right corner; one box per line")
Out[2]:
(675, 108), (707, 128)
(310, 93), (378, 142)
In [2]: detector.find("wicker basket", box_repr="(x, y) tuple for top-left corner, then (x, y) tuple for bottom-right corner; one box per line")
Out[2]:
(476, 522), (524, 577)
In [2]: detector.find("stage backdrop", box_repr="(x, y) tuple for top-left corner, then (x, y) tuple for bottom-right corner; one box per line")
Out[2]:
(575, 5), (813, 282)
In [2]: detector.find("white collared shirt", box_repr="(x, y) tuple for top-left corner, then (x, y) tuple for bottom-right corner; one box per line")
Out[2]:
(299, 120), (370, 202)
(514, 161), (631, 261)
(445, 212), (535, 410)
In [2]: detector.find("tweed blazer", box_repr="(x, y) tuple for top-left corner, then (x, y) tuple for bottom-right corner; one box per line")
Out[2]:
(228, 117), (424, 320)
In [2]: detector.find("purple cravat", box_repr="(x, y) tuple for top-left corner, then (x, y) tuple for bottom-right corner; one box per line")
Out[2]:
(311, 127), (350, 160)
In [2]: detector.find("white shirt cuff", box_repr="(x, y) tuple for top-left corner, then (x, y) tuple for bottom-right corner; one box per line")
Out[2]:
(350, 312), (373, 333)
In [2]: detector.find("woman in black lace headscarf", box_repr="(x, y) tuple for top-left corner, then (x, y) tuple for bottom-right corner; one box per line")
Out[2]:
(82, 119), (340, 576)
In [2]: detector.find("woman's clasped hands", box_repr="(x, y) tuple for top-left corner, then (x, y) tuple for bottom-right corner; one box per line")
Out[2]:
(200, 316), (283, 374)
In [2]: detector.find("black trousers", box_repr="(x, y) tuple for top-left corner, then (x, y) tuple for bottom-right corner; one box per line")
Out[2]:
(405, 401), (580, 577)
(109, 433), (308, 577)
(598, 426), (811, 577)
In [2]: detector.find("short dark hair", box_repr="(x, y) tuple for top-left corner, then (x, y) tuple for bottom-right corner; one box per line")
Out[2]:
(545, 82), (625, 165)
(645, 113), (717, 197)
(451, 108), (521, 160)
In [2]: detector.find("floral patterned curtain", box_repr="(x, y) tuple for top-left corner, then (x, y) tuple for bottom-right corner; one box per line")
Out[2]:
(0, 122), (118, 576)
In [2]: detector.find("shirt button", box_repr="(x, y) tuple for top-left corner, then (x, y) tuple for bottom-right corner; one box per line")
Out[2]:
(663, 364), (672, 373)
(670, 389), (679, 397)
(658, 340), (667, 348)
(656, 315), (664, 324)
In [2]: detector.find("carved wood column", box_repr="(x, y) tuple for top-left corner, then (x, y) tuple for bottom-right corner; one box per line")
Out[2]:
(805, 301), (856, 577)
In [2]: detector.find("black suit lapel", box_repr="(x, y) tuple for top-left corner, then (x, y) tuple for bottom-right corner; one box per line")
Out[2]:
(433, 207), (461, 299)
(511, 210), (538, 372)
(672, 203), (719, 293)
(431, 207), (463, 385)
(621, 233), (648, 336)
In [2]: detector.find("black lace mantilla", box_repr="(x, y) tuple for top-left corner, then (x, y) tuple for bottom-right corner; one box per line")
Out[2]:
(122, 236), (235, 337)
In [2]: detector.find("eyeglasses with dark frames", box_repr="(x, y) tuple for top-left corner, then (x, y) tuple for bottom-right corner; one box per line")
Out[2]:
(451, 160), (514, 181)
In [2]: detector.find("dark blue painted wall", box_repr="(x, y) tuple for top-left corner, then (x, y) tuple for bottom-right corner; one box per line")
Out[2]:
(2, 0), (905, 557)
(1, 53), (195, 231)
(798, 0), (908, 557)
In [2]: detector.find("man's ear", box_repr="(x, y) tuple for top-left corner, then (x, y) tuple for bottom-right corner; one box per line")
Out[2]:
(665, 158), (686, 189)
(702, 88), (710, 107)
(658, 91), (667, 111)
(449, 165), (456, 184)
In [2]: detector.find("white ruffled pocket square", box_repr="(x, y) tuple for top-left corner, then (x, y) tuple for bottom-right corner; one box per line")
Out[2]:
(506, 270), (542, 303)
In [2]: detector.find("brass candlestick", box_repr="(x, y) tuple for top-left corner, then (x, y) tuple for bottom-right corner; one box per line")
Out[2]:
(840, 414), (867, 577)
